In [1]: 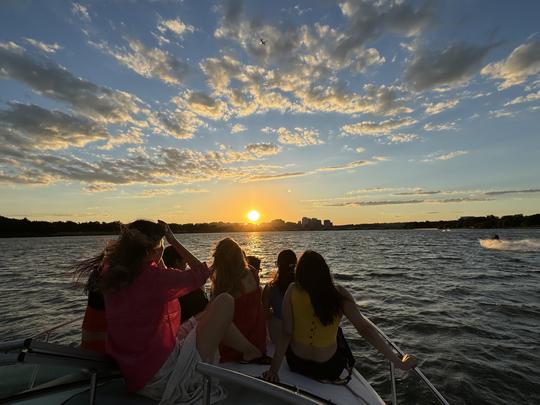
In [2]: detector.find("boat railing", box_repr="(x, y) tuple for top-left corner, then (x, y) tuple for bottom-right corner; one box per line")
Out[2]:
(363, 315), (450, 405)
(3, 314), (450, 405)
(0, 338), (118, 405)
(196, 362), (327, 405)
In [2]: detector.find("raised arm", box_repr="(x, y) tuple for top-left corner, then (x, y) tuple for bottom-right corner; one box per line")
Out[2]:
(339, 286), (417, 370)
(158, 220), (202, 269)
(263, 283), (294, 383)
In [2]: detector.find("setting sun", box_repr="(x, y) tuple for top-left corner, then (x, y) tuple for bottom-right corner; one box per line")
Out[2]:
(247, 210), (260, 222)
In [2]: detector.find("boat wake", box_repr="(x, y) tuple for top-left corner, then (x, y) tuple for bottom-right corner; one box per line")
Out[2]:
(479, 238), (540, 252)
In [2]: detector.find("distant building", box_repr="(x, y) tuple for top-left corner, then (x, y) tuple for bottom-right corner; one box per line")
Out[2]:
(323, 219), (333, 228)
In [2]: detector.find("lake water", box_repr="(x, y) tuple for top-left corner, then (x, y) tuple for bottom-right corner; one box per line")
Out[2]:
(1, 229), (539, 404)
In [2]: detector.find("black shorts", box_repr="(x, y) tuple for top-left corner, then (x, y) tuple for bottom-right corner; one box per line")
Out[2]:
(286, 345), (347, 381)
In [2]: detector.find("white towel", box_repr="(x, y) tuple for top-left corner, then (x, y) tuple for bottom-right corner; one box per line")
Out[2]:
(139, 318), (226, 404)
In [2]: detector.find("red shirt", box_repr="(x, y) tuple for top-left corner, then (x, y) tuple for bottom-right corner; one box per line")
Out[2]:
(104, 261), (210, 393)
(219, 269), (267, 362)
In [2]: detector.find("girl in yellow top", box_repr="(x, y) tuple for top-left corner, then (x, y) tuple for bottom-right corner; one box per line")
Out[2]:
(263, 250), (417, 383)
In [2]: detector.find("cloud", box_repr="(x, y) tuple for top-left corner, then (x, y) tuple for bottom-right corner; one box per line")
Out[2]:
(157, 17), (195, 37)
(180, 187), (210, 193)
(0, 140), (284, 187)
(72, 3), (91, 22)
(489, 109), (516, 119)
(355, 147), (366, 153)
(180, 91), (230, 120)
(484, 188), (540, 196)
(504, 89), (540, 105)
(264, 127), (323, 147)
(138, 188), (175, 198)
(244, 142), (281, 157)
(425, 99), (459, 115)
(231, 123), (247, 133)
(341, 117), (417, 136)
(98, 127), (144, 150)
(150, 110), (203, 139)
(384, 134), (419, 143)
(93, 38), (190, 85)
(405, 42), (495, 90)
(0, 42), (141, 124)
(23, 38), (62, 54)
(0, 102), (108, 150)
(316, 160), (373, 172)
(83, 183), (116, 193)
(240, 171), (307, 183)
(482, 38), (540, 89)
(423, 121), (457, 131)
(323, 196), (487, 207)
(422, 150), (468, 162)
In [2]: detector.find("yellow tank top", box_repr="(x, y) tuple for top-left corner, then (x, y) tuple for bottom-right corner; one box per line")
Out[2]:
(291, 285), (342, 348)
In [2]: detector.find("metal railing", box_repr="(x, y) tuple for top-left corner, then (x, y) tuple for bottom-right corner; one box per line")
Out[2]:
(363, 315), (450, 405)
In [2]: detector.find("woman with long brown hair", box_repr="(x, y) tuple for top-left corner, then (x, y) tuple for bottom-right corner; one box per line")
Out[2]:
(74, 220), (265, 403)
(262, 249), (297, 343)
(211, 237), (269, 363)
(263, 250), (417, 383)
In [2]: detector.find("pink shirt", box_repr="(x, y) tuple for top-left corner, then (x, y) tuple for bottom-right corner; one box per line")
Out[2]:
(104, 261), (210, 393)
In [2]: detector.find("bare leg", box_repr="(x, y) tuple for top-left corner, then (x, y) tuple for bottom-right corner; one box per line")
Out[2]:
(196, 293), (261, 362)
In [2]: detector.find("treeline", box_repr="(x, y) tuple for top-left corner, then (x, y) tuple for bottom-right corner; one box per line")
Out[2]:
(0, 214), (539, 238)
(335, 214), (540, 230)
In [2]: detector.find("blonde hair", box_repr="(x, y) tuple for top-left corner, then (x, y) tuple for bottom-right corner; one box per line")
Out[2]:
(211, 238), (249, 297)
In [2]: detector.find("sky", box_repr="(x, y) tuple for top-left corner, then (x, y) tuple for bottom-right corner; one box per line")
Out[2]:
(1, 0), (539, 225)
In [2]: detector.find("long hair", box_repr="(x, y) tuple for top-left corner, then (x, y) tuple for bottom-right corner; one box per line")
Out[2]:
(271, 249), (297, 295)
(73, 220), (165, 294)
(211, 238), (249, 297)
(295, 250), (343, 326)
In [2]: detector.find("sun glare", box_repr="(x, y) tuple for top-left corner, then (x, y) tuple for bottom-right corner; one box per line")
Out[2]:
(247, 210), (260, 222)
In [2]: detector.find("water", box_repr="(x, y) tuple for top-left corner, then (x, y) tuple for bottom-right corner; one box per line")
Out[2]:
(1, 229), (539, 404)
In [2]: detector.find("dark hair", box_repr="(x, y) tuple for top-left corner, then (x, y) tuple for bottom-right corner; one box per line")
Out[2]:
(295, 250), (342, 326)
(73, 220), (165, 294)
(163, 245), (185, 268)
(246, 255), (261, 270)
(271, 249), (297, 295)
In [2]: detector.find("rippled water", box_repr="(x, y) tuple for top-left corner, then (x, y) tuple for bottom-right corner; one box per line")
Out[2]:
(1, 229), (540, 404)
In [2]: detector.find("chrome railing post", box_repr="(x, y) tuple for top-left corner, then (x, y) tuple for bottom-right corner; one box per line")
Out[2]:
(389, 361), (397, 405)
(203, 375), (212, 405)
(362, 313), (450, 405)
(89, 372), (97, 405)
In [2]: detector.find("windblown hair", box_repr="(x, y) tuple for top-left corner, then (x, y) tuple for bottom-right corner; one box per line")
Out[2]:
(211, 238), (249, 297)
(270, 249), (297, 295)
(295, 250), (344, 326)
(72, 220), (165, 294)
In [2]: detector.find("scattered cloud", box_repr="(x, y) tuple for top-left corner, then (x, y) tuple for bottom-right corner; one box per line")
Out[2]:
(0, 102), (108, 150)
(422, 150), (468, 162)
(484, 188), (540, 196)
(405, 42), (495, 90)
(425, 99), (459, 115)
(482, 38), (540, 89)
(384, 133), (419, 144)
(72, 3), (91, 22)
(264, 127), (323, 147)
(23, 38), (62, 53)
(180, 187), (210, 193)
(489, 109), (517, 119)
(92, 38), (190, 85)
(0, 42), (141, 124)
(505, 89), (540, 105)
(423, 121), (457, 131)
(231, 123), (247, 133)
(342, 117), (417, 136)
(157, 17), (195, 37)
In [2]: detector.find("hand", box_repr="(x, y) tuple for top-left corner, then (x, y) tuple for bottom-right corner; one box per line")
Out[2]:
(262, 368), (279, 383)
(158, 220), (175, 244)
(395, 353), (417, 370)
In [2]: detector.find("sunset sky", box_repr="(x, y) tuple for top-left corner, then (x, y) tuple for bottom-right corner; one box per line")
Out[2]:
(1, 0), (539, 225)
